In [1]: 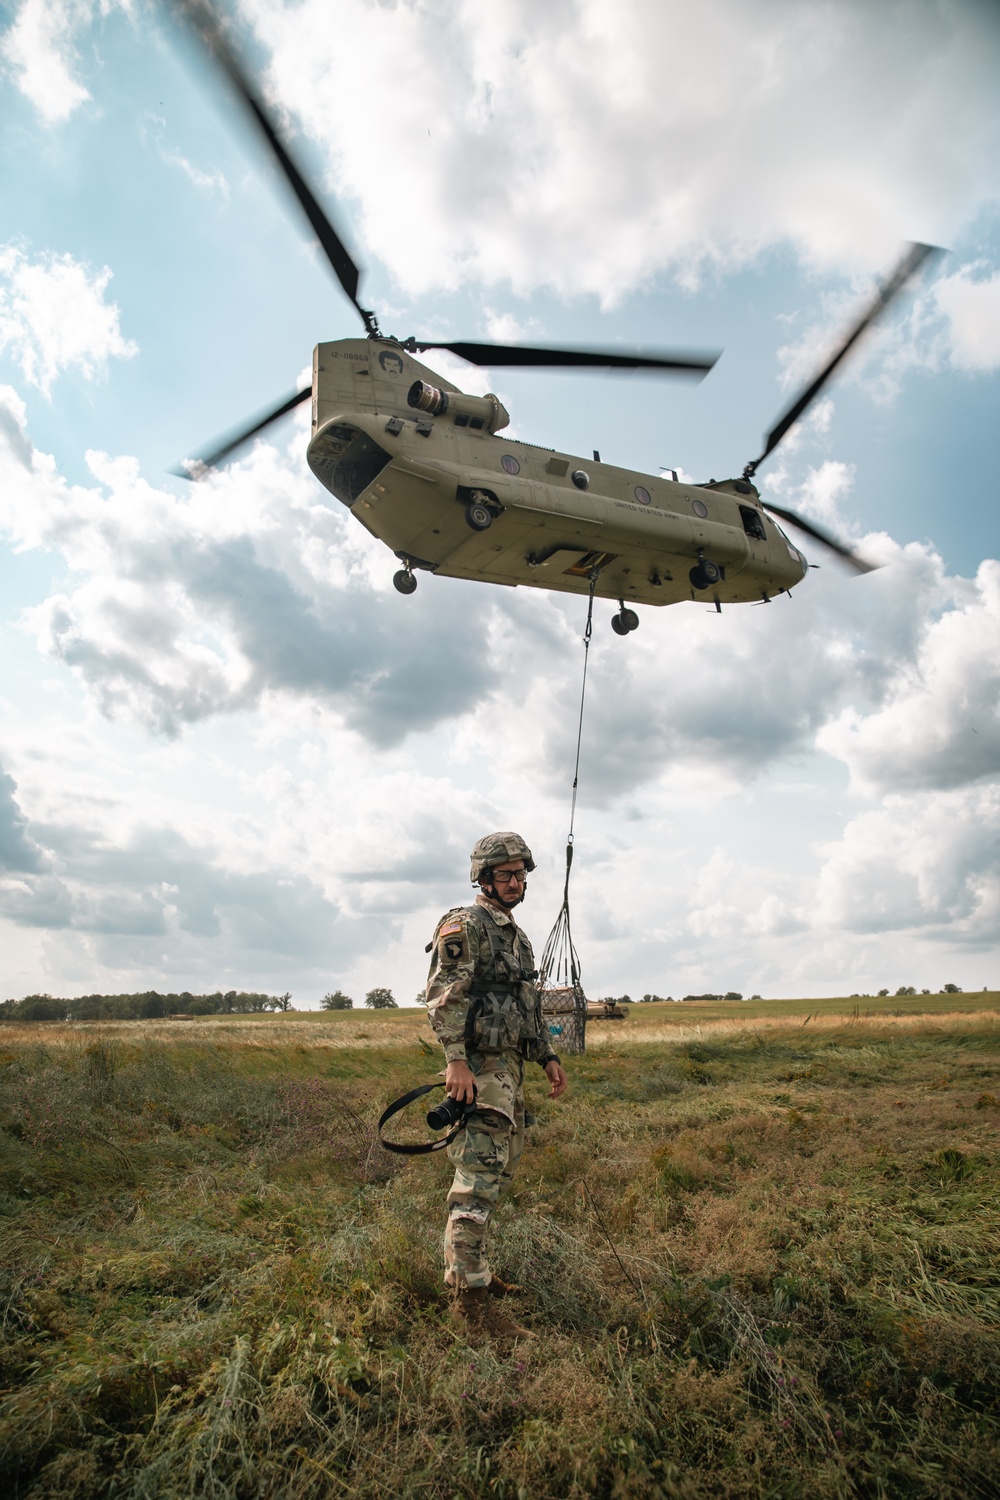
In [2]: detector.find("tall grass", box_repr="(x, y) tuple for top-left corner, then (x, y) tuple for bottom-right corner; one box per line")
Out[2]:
(1, 1013), (997, 1497)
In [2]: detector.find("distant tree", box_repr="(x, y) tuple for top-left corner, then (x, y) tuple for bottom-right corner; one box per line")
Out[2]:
(724, 992), (743, 1002)
(19, 994), (69, 1022)
(365, 987), (398, 1009)
(895, 986), (916, 996)
(877, 989), (889, 997)
(266, 992), (294, 1012)
(750, 994), (761, 1000)
(943, 982), (962, 994)
(921, 989), (930, 995)
(322, 990), (353, 1010)
(136, 991), (167, 1019)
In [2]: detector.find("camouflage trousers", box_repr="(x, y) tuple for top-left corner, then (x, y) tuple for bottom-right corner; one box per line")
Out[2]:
(444, 1050), (525, 1290)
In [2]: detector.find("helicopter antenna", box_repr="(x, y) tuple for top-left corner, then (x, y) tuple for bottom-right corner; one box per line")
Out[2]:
(744, 242), (942, 481)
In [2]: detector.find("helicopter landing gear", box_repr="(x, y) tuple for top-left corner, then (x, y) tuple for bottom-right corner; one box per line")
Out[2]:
(464, 494), (494, 532)
(611, 602), (639, 635)
(689, 556), (722, 590)
(393, 567), (417, 595)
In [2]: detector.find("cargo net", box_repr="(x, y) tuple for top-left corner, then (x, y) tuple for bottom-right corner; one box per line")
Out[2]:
(538, 843), (588, 1055)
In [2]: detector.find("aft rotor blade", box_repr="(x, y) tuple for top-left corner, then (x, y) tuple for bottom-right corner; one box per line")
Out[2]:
(175, 1), (373, 331)
(411, 340), (719, 376)
(745, 242), (943, 478)
(173, 386), (311, 477)
(762, 500), (876, 575)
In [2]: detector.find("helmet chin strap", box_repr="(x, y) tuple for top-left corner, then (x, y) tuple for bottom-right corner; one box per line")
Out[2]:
(481, 878), (524, 910)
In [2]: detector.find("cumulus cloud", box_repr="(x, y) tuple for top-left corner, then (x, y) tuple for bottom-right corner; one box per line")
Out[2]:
(0, 246), (137, 394)
(0, 765), (44, 872)
(814, 784), (1000, 940)
(241, 0), (1000, 302)
(0, 754), (377, 973)
(818, 559), (1000, 795)
(935, 263), (1000, 371)
(2, 0), (92, 123)
(0, 391), (512, 741)
(5, 376), (997, 811)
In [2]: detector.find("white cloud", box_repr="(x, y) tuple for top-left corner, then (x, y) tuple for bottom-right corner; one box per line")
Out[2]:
(0, 390), (507, 739)
(935, 263), (1000, 371)
(762, 457), (856, 533)
(1, 0), (92, 123)
(241, 0), (1000, 302)
(0, 246), (137, 394)
(3, 381), (994, 810)
(818, 559), (1000, 795)
(814, 784), (1000, 940)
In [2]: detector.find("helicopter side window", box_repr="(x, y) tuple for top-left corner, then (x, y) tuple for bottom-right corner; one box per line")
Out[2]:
(739, 504), (767, 541)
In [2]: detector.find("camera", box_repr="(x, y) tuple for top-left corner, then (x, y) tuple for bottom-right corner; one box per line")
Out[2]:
(426, 1089), (475, 1132)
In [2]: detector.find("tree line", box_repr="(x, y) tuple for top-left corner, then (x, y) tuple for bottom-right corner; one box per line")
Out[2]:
(0, 991), (292, 1022)
(321, 989), (398, 1009)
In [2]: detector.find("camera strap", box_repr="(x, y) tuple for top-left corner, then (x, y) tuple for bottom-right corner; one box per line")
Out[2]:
(377, 1082), (474, 1155)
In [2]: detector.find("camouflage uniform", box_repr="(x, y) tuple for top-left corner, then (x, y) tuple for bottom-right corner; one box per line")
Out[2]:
(426, 895), (558, 1289)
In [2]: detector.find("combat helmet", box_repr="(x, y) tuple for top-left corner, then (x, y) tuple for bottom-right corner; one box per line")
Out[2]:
(470, 832), (536, 885)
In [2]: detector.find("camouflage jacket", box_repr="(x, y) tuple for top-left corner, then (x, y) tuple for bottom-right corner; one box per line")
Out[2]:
(425, 896), (557, 1066)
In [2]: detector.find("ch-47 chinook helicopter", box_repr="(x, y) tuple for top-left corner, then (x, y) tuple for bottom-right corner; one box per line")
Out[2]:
(174, 2), (940, 636)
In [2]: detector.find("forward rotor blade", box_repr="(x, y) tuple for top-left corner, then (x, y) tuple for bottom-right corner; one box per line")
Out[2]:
(410, 340), (719, 376)
(173, 386), (311, 477)
(745, 242), (943, 478)
(175, 1), (373, 331)
(762, 500), (877, 575)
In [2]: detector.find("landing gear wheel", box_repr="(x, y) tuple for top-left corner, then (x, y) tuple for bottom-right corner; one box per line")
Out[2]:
(689, 558), (722, 590)
(465, 501), (494, 532)
(393, 569), (417, 595)
(612, 603), (639, 635)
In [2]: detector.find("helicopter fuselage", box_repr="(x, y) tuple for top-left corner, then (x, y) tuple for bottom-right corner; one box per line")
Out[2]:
(306, 338), (808, 608)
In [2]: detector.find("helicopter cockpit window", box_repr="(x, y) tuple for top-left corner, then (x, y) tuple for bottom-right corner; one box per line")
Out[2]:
(739, 504), (767, 541)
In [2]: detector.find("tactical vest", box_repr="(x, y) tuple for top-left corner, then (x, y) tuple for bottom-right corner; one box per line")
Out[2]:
(461, 905), (543, 1056)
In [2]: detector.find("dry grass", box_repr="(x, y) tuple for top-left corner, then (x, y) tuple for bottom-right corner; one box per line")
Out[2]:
(0, 1007), (997, 1497)
(0, 1008), (428, 1051)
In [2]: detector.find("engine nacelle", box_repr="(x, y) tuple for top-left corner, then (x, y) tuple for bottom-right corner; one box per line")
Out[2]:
(407, 381), (510, 434)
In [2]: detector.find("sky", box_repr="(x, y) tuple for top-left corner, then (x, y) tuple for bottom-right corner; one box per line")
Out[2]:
(2, 0), (1000, 1007)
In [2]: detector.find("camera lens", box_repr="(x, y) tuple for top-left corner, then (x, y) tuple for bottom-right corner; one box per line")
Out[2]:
(426, 1095), (463, 1131)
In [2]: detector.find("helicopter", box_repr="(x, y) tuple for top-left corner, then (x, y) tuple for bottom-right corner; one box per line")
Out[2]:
(173, 2), (940, 636)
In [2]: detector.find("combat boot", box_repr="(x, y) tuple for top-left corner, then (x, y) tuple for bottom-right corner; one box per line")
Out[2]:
(483, 1299), (535, 1342)
(451, 1286), (490, 1342)
(452, 1287), (534, 1344)
(487, 1273), (522, 1298)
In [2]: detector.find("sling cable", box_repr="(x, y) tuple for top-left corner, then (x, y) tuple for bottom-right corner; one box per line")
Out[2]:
(537, 572), (598, 1055)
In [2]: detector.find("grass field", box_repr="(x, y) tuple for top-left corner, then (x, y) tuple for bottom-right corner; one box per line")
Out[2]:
(1, 998), (997, 1497)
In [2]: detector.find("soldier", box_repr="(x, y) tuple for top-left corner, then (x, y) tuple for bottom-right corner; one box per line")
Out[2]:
(425, 832), (568, 1341)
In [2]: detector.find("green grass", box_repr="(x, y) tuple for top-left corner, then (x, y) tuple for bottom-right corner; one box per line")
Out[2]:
(1, 1009), (998, 1497)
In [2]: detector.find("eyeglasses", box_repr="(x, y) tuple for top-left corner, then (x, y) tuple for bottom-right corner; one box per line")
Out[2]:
(491, 869), (527, 885)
